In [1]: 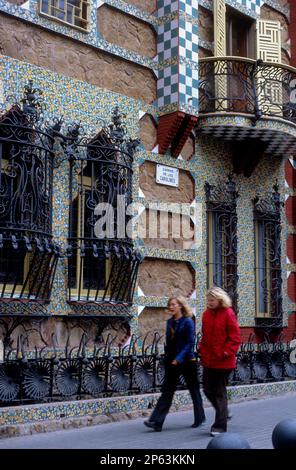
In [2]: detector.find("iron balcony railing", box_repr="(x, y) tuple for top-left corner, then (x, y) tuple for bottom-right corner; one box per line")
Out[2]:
(198, 57), (296, 124)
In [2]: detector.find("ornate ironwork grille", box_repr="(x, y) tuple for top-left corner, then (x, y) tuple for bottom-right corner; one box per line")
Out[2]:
(254, 185), (283, 327)
(65, 108), (142, 305)
(39, 0), (89, 31)
(0, 82), (59, 303)
(199, 57), (296, 124)
(205, 176), (239, 312)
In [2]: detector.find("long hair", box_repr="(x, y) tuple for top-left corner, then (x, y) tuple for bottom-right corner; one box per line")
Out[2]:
(167, 296), (194, 318)
(207, 286), (232, 308)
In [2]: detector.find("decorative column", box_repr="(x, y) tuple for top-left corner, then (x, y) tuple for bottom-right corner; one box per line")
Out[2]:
(157, 0), (199, 156)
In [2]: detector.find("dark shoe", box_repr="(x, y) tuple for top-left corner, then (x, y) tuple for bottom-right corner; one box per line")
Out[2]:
(144, 420), (162, 432)
(192, 418), (206, 428)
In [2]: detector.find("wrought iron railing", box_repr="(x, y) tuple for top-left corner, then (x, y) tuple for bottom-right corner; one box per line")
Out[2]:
(61, 107), (142, 305)
(205, 175), (239, 312)
(253, 185), (283, 326)
(198, 57), (296, 124)
(0, 82), (60, 302)
(0, 332), (295, 406)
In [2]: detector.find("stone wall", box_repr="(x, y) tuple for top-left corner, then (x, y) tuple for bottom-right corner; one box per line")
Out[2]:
(138, 259), (195, 297)
(199, 6), (214, 44)
(138, 307), (170, 341)
(0, 13), (156, 103)
(139, 114), (157, 151)
(139, 161), (195, 203)
(0, 317), (130, 350)
(138, 210), (195, 250)
(180, 135), (195, 161)
(97, 5), (157, 58)
(127, 0), (156, 14)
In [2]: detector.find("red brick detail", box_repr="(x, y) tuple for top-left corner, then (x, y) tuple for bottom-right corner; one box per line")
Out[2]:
(171, 115), (198, 157)
(157, 112), (198, 156)
(239, 327), (283, 343)
(285, 196), (296, 225)
(239, 327), (257, 343)
(288, 272), (296, 302)
(287, 234), (296, 263)
(291, 0), (296, 67)
(285, 159), (295, 188)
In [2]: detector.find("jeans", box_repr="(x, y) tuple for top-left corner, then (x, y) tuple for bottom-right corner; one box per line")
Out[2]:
(150, 359), (205, 429)
(202, 367), (232, 431)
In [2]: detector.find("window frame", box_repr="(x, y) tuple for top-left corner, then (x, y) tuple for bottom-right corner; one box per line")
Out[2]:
(69, 174), (111, 301)
(38, 0), (90, 33)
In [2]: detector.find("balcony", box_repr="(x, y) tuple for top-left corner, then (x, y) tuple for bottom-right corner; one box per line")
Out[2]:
(197, 57), (296, 169)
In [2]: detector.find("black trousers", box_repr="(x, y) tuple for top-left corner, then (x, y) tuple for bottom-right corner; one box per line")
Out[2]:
(202, 367), (232, 432)
(149, 359), (205, 429)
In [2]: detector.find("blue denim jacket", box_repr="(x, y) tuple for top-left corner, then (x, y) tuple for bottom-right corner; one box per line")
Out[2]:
(165, 316), (196, 364)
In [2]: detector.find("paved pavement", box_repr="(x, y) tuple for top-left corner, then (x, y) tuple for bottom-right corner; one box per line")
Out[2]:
(0, 392), (295, 449)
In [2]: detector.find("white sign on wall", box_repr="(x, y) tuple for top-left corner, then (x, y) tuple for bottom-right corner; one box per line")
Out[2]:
(156, 164), (179, 187)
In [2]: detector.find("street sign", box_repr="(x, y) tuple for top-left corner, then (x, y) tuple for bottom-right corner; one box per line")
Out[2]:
(156, 164), (179, 187)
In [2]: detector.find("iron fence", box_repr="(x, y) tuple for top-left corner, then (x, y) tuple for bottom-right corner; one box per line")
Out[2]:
(0, 332), (295, 406)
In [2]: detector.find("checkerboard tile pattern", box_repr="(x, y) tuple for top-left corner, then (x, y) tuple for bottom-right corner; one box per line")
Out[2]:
(179, 0), (198, 17)
(157, 65), (179, 108)
(179, 63), (198, 108)
(157, 0), (179, 18)
(179, 19), (198, 62)
(157, 0), (199, 113)
(235, 0), (262, 14)
(157, 19), (179, 62)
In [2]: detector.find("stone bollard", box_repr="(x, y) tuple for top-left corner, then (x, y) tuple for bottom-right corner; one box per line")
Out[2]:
(272, 419), (296, 449)
(207, 432), (251, 449)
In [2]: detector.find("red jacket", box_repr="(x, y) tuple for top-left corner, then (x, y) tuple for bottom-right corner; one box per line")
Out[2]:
(199, 307), (241, 369)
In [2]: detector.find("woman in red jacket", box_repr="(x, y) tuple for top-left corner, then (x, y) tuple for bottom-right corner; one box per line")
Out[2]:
(199, 286), (241, 436)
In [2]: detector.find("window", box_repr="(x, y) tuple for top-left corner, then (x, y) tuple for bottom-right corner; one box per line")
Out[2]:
(254, 186), (282, 324)
(0, 88), (59, 302)
(39, 0), (90, 31)
(226, 7), (256, 59)
(68, 165), (109, 300)
(206, 176), (238, 312)
(66, 108), (141, 306)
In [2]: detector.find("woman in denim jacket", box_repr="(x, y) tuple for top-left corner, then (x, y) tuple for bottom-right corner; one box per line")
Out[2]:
(144, 296), (205, 432)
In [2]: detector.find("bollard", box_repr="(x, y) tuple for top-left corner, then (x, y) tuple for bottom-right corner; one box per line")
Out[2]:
(272, 419), (296, 449)
(207, 432), (251, 449)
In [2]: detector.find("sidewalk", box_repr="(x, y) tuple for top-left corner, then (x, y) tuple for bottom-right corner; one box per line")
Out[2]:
(0, 392), (295, 449)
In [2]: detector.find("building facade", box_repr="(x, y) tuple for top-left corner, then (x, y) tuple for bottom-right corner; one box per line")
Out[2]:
(0, 0), (295, 360)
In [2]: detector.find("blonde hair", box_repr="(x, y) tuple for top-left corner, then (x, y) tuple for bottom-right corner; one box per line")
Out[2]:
(207, 286), (232, 308)
(168, 296), (194, 318)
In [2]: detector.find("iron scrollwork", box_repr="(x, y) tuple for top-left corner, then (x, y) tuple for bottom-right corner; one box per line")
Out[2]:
(62, 107), (143, 307)
(198, 57), (296, 124)
(253, 184), (283, 328)
(205, 175), (239, 313)
(0, 81), (60, 302)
